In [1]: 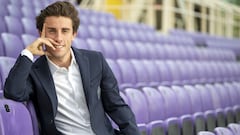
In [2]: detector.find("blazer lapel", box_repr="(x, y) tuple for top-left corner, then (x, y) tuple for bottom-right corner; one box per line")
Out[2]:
(72, 48), (92, 110)
(33, 56), (58, 116)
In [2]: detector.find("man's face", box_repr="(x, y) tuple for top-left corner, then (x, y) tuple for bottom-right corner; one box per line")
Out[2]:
(42, 16), (76, 61)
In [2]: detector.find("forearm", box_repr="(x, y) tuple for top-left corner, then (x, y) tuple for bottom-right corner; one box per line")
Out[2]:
(4, 55), (33, 101)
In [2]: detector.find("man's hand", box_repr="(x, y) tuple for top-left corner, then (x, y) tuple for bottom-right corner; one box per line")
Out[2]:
(26, 24), (57, 56)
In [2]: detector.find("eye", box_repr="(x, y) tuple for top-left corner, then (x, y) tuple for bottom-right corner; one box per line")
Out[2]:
(62, 29), (69, 33)
(48, 29), (56, 33)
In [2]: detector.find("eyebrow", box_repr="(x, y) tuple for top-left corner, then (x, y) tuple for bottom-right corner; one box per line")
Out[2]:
(46, 27), (71, 31)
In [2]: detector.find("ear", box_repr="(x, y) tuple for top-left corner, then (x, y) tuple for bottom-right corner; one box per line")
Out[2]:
(72, 32), (77, 39)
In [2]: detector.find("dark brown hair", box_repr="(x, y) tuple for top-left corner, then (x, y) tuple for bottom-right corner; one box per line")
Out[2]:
(36, 1), (80, 33)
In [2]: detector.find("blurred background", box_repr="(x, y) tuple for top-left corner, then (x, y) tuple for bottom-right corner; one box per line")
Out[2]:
(76, 0), (240, 38)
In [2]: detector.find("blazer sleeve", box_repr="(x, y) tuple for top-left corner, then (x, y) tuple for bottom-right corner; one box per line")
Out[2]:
(99, 53), (141, 135)
(4, 55), (34, 101)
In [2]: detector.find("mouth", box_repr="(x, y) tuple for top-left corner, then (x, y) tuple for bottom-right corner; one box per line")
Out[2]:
(53, 45), (64, 49)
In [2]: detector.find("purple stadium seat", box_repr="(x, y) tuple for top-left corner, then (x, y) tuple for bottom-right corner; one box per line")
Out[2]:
(137, 123), (148, 135)
(21, 18), (39, 36)
(0, 5), (9, 17)
(87, 25), (102, 39)
(116, 59), (137, 89)
(184, 85), (206, 133)
(0, 57), (16, 89)
(157, 86), (181, 135)
(214, 127), (234, 135)
(147, 120), (166, 135)
(228, 123), (240, 135)
(175, 61), (191, 85)
(165, 60), (182, 85)
(26, 101), (39, 135)
(112, 40), (129, 59)
(21, 34), (38, 48)
(109, 27), (122, 41)
(154, 44), (167, 60)
(124, 88), (161, 134)
(206, 84), (232, 127)
(130, 59), (150, 87)
(106, 59), (122, 85)
(0, 39), (5, 56)
(213, 84), (236, 124)
(154, 60), (172, 86)
(0, 16), (7, 34)
(22, 0), (34, 8)
(1, 33), (24, 58)
(142, 60), (161, 87)
(100, 39), (118, 59)
(124, 41), (139, 59)
(72, 38), (89, 50)
(0, 90), (3, 98)
(118, 28), (131, 41)
(9, 0), (22, 6)
(4, 16), (24, 36)
(171, 86), (195, 135)
(7, 5), (23, 18)
(77, 24), (90, 38)
(142, 87), (165, 121)
(0, 99), (34, 135)
(195, 84), (217, 132)
(197, 131), (215, 135)
(124, 88), (149, 124)
(134, 42), (151, 59)
(86, 38), (104, 53)
(224, 82), (240, 122)
(99, 26), (113, 40)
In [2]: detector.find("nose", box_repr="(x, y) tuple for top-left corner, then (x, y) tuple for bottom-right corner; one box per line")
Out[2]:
(55, 31), (63, 43)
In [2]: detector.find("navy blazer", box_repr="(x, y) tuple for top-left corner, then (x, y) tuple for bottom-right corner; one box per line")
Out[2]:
(4, 47), (140, 135)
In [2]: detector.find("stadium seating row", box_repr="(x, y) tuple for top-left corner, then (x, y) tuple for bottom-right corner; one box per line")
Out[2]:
(0, 33), (236, 62)
(198, 123), (240, 135)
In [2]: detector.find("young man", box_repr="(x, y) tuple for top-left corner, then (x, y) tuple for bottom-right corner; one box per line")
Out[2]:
(4, 1), (140, 135)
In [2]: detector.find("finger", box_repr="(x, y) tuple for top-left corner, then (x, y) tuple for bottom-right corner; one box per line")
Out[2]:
(44, 40), (56, 50)
(39, 38), (56, 50)
(41, 23), (46, 38)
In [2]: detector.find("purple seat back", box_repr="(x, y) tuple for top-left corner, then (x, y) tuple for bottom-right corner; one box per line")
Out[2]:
(113, 40), (129, 59)
(142, 87), (165, 121)
(72, 38), (89, 50)
(184, 85), (203, 113)
(4, 16), (24, 36)
(130, 59), (149, 85)
(116, 59), (137, 85)
(124, 88), (149, 124)
(21, 18), (38, 36)
(26, 101), (39, 135)
(197, 131), (215, 135)
(124, 41), (139, 59)
(171, 86), (192, 116)
(0, 99), (34, 135)
(228, 123), (240, 135)
(21, 34), (37, 48)
(0, 57), (16, 89)
(157, 86), (178, 118)
(106, 59), (122, 85)
(100, 39), (118, 59)
(214, 127), (234, 135)
(195, 84), (214, 111)
(1, 33), (24, 58)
